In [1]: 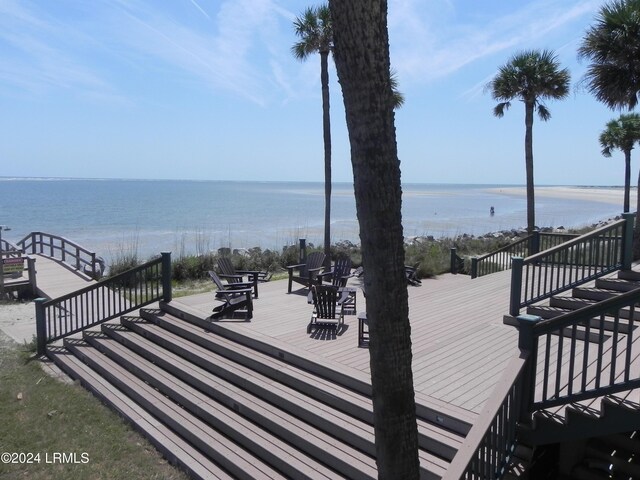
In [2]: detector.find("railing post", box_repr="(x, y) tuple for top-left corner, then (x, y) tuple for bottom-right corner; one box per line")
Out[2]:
(470, 257), (478, 279)
(516, 314), (541, 423)
(450, 248), (458, 274)
(622, 212), (635, 270)
(509, 257), (524, 317)
(27, 256), (37, 296)
(299, 238), (307, 264)
(35, 298), (47, 357)
(161, 252), (172, 303)
(529, 231), (540, 256)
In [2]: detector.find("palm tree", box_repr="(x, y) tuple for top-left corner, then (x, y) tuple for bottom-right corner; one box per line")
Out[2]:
(487, 50), (571, 234)
(578, 0), (640, 110)
(599, 113), (640, 212)
(292, 5), (333, 268)
(330, 0), (419, 478)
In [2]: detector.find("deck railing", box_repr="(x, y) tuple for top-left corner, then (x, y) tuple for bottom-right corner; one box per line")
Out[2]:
(18, 232), (105, 279)
(471, 236), (530, 279)
(509, 214), (633, 317)
(448, 284), (640, 479)
(443, 353), (529, 480)
(521, 287), (640, 410)
(1, 239), (37, 296)
(35, 252), (172, 356)
(470, 232), (580, 279)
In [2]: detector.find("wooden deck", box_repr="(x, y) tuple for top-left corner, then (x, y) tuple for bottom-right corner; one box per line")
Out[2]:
(174, 270), (519, 416)
(31, 254), (96, 299)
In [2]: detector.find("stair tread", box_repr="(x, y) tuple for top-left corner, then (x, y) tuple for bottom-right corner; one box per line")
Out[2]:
(160, 301), (476, 435)
(135, 311), (466, 451)
(111, 318), (452, 476)
(66, 339), (349, 480)
(138, 311), (374, 412)
(83, 332), (362, 479)
(48, 349), (236, 480)
(65, 340), (297, 480)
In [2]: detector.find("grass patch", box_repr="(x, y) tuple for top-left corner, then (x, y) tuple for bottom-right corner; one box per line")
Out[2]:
(0, 332), (189, 480)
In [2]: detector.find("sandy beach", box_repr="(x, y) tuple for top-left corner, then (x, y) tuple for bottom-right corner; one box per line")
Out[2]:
(0, 301), (36, 346)
(487, 186), (627, 206)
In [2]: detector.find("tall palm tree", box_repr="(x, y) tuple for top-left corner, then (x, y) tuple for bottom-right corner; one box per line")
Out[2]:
(578, 0), (640, 110)
(487, 50), (571, 234)
(599, 113), (640, 212)
(330, 0), (419, 478)
(292, 5), (333, 268)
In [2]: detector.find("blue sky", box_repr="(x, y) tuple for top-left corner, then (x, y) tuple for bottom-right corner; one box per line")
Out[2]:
(0, 0), (631, 185)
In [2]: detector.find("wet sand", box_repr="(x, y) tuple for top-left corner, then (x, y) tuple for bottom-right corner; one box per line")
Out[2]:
(487, 186), (627, 206)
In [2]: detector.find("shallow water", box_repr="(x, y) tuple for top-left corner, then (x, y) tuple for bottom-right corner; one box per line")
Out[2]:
(0, 178), (621, 262)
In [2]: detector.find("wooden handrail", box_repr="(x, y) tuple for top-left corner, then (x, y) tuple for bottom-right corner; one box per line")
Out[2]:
(36, 252), (172, 356)
(525, 218), (625, 264)
(18, 231), (104, 279)
(444, 351), (529, 479)
(529, 286), (640, 410)
(509, 213), (633, 316)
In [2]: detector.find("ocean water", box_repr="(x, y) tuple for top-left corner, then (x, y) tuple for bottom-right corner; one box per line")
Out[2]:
(0, 178), (622, 263)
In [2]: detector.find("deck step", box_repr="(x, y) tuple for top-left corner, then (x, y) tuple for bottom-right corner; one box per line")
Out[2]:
(116, 316), (451, 478)
(63, 338), (291, 480)
(47, 347), (236, 480)
(595, 277), (640, 293)
(549, 296), (640, 321)
(618, 269), (640, 282)
(97, 324), (381, 472)
(82, 330), (357, 480)
(526, 305), (633, 334)
(136, 309), (467, 457)
(157, 301), (475, 436)
(571, 287), (624, 302)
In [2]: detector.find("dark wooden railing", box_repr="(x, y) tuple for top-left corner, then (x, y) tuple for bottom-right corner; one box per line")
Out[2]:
(470, 232), (580, 279)
(445, 214), (637, 479)
(450, 248), (465, 274)
(509, 214), (634, 317)
(447, 284), (640, 479)
(471, 237), (530, 279)
(35, 252), (172, 356)
(1, 239), (38, 296)
(444, 353), (529, 479)
(521, 287), (640, 410)
(18, 232), (105, 279)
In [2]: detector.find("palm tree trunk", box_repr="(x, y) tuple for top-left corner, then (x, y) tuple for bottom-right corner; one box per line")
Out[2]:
(330, 1), (420, 478)
(635, 168), (640, 259)
(624, 150), (631, 213)
(321, 50), (332, 269)
(524, 102), (535, 234)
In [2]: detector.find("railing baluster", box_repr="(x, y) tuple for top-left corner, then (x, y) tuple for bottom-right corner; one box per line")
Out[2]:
(610, 313), (620, 386)
(543, 334), (551, 402)
(555, 331), (563, 399)
(582, 320), (591, 393)
(596, 325), (604, 389)
(625, 307), (635, 383)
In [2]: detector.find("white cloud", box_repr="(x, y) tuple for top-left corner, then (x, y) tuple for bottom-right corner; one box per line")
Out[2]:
(388, 0), (601, 85)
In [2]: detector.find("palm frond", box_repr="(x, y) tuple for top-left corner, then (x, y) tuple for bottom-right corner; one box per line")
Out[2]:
(578, 0), (640, 110)
(536, 104), (551, 122)
(493, 102), (510, 118)
(291, 3), (333, 61)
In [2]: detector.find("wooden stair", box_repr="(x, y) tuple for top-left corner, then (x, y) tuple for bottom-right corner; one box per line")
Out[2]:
(46, 302), (472, 479)
(504, 270), (640, 342)
(571, 431), (640, 480)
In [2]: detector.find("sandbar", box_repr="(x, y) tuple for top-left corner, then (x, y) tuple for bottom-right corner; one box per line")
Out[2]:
(487, 186), (627, 206)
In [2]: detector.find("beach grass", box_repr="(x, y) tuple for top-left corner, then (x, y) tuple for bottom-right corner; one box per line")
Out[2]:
(0, 332), (189, 480)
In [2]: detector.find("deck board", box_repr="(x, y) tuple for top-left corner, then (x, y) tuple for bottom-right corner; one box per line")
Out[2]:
(175, 269), (518, 415)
